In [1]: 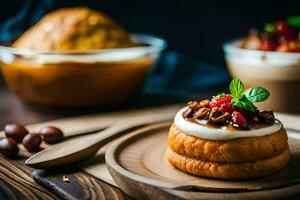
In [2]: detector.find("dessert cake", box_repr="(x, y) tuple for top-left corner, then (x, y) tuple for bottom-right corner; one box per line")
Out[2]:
(167, 78), (290, 179)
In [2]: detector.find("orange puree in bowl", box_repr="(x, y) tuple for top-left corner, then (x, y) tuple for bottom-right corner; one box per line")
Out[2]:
(0, 7), (164, 109)
(1, 57), (154, 108)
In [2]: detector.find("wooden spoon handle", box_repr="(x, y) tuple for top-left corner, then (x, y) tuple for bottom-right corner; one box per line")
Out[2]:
(25, 107), (175, 169)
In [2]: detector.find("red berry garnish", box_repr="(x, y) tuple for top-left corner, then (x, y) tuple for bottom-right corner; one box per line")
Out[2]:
(219, 103), (236, 114)
(260, 38), (278, 51)
(209, 95), (232, 109)
(232, 111), (248, 129)
(277, 42), (289, 52)
(290, 43), (300, 52)
(240, 29), (262, 49)
(277, 41), (300, 52)
(275, 21), (294, 43)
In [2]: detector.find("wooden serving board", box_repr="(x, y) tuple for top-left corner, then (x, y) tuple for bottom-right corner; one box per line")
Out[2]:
(106, 123), (300, 200)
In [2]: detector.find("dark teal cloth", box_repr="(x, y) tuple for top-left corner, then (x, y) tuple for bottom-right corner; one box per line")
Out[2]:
(143, 51), (230, 98)
(0, 0), (54, 42)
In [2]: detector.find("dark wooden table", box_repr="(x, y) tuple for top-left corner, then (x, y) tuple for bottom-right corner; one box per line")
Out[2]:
(0, 86), (132, 200)
(0, 80), (221, 200)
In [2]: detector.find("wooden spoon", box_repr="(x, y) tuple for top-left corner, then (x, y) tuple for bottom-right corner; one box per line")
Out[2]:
(25, 112), (173, 169)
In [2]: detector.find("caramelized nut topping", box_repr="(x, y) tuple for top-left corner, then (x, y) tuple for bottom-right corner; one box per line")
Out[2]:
(259, 110), (275, 124)
(187, 101), (201, 110)
(209, 108), (230, 123)
(198, 99), (210, 108)
(183, 108), (194, 118)
(194, 108), (211, 120)
(183, 91), (275, 130)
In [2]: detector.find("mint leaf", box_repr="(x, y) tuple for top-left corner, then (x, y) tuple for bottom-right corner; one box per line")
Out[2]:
(213, 92), (226, 99)
(264, 23), (275, 33)
(245, 87), (270, 102)
(229, 78), (245, 99)
(231, 96), (256, 111)
(287, 16), (300, 28)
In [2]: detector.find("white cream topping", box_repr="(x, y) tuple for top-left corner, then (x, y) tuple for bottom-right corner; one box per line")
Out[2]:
(174, 107), (282, 140)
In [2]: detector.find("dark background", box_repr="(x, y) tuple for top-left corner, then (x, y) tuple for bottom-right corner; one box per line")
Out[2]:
(0, 0), (299, 66)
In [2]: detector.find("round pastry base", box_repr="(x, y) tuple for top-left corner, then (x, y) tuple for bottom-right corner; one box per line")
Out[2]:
(106, 122), (300, 200)
(166, 147), (290, 179)
(168, 123), (288, 163)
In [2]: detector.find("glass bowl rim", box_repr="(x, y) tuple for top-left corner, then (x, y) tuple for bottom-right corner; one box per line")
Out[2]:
(223, 38), (300, 58)
(0, 33), (167, 55)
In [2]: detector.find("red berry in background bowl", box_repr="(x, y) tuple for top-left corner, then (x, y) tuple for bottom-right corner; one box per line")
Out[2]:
(4, 123), (29, 143)
(240, 29), (262, 49)
(277, 42), (290, 52)
(289, 41), (300, 52)
(209, 95), (232, 109)
(232, 111), (248, 129)
(275, 21), (294, 43)
(277, 41), (300, 52)
(260, 38), (278, 51)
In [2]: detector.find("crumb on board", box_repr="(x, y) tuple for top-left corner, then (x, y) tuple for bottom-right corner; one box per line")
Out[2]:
(63, 175), (69, 183)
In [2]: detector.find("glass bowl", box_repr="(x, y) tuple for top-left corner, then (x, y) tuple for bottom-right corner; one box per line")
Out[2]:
(224, 39), (300, 112)
(0, 34), (166, 109)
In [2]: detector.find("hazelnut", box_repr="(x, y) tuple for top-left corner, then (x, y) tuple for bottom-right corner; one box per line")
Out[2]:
(259, 110), (275, 124)
(0, 138), (19, 158)
(209, 108), (230, 123)
(199, 99), (210, 108)
(194, 108), (211, 119)
(22, 133), (42, 152)
(182, 108), (194, 118)
(4, 123), (29, 143)
(40, 126), (64, 144)
(187, 101), (201, 110)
